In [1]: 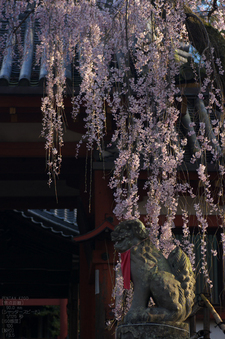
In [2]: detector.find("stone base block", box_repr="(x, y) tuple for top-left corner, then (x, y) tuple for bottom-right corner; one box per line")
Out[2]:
(116, 322), (190, 339)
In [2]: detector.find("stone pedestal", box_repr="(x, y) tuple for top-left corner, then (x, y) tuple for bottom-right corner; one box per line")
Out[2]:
(116, 322), (190, 339)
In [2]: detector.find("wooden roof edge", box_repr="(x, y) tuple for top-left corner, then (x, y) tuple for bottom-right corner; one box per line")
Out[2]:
(73, 220), (115, 242)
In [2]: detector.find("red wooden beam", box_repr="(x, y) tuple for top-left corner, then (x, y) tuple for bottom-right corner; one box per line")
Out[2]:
(59, 299), (68, 339)
(74, 220), (115, 242)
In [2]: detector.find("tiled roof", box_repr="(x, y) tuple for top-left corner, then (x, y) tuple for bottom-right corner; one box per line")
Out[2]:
(16, 209), (79, 238)
(0, 16), (192, 88)
(0, 19), (81, 88)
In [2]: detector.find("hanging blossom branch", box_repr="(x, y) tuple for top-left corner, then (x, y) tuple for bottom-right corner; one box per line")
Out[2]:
(189, 59), (224, 283)
(72, 0), (113, 154)
(36, 1), (78, 186)
(111, 260), (133, 323)
(108, 0), (188, 228)
(181, 209), (195, 269)
(194, 203), (213, 288)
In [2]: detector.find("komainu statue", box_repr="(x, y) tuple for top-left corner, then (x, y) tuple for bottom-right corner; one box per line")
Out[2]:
(111, 219), (195, 324)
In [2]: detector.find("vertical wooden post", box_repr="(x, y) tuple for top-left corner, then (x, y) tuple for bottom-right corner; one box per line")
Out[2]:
(203, 306), (210, 338)
(78, 169), (116, 339)
(95, 264), (105, 339)
(189, 315), (196, 338)
(94, 170), (116, 339)
(68, 283), (79, 339)
(38, 316), (43, 339)
(79, 244), (95, 339)
(94, 170), (116, 227)
(93, 240), (116, 339)
(59, 299), (68, 339)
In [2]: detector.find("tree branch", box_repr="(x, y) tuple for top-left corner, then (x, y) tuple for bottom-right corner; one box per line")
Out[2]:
(208, 0), (218, 21)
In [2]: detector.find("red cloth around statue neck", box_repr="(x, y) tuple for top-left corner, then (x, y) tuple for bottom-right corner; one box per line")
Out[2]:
(121, 250), (131, 289)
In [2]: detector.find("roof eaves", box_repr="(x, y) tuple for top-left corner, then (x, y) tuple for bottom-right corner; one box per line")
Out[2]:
(14, 209), (78, 239)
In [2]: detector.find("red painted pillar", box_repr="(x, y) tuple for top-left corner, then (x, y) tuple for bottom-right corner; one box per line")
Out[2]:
(94, 170), (116, 227)
(94, 170), (117, 338)
(79, 170), (117, 339)
(59, 299), (68, 339)
(79, 244), (95, 339)
(94, 240), (116, 339)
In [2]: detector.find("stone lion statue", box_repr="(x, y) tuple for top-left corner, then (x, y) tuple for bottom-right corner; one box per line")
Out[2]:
(111, 219), (195, 324)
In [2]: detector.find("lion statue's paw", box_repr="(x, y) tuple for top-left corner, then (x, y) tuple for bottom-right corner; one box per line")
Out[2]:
(124, 307), (157, 324)
(124, 307), (146, 324)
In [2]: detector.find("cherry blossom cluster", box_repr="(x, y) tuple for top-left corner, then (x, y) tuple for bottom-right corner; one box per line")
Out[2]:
(111, 259), (133, 322)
